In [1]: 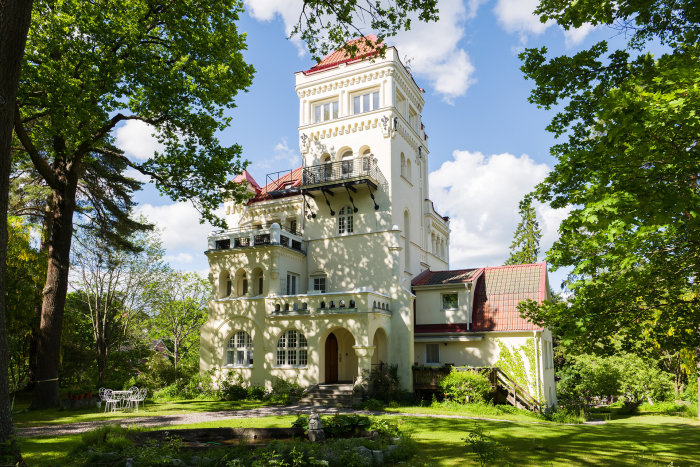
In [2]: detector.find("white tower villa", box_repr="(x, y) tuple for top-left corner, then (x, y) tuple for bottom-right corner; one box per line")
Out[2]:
(200, 36), (556, 408)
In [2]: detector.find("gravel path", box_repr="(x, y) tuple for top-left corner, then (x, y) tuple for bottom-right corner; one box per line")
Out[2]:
(17, 405), (567, 438)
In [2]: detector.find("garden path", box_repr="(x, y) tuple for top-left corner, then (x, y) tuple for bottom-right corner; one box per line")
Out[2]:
(16, 405), (557, 438)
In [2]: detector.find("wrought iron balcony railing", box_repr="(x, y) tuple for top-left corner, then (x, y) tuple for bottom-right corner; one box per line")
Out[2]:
(208, 225), (305, 253)
(301, 157), (385, 190)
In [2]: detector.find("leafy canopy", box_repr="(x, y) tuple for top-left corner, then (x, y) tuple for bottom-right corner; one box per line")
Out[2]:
(518, 0), (700, 353)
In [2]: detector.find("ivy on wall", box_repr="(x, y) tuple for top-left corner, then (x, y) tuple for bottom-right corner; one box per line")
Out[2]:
(495, 338), (544, 404)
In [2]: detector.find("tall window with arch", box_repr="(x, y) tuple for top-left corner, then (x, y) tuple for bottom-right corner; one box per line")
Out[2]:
(400, 153), (406, 178)
(340, 149), (353, 177)
(220, 271), (232, 298)
(406, 158), (412, 180)
(226, 331), (253, 366)
(321, 153), (332, 180)
(404, 210), (410, 271)
(338, 206), (354, 234)
(276, 330), (308, 366)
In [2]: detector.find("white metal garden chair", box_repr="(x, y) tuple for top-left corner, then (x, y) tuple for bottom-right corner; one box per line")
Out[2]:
(103, 389), (119, 413)
(128, 388), (147, 412)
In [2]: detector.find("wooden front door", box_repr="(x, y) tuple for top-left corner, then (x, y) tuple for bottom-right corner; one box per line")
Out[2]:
(325, 333), (338, 383)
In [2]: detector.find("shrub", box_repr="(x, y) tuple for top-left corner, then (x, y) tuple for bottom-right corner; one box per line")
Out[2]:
(247, 384), (267, 400)
(464, 425), (508, 466)
(322, 414), (372, 438)
(440, 369), (492, 404)
(364, 363), (401, 402)
(362, 398), (385, 411)
(268, 377), (304, 404)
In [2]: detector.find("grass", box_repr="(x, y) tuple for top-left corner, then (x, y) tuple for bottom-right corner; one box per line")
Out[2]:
(17, 411), (700, 466)
(11, 392), (271, 427)
(383, 400), (551, 423)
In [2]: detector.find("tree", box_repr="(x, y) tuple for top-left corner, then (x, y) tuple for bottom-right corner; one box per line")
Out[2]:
(517, 1), (700, 417)
(70, 226), (167, 384)
(0, 0), (34, 455)
(147, 272), (210, 371)
(504, 199), (541, 265)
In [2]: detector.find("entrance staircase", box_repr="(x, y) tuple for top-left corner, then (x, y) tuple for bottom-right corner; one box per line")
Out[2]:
(298, 383), (354, 407)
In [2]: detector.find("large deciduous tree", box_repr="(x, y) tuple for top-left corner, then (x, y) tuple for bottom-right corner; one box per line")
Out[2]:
(0, 0), (34, 456)
(517, 1), (700, 417)
(15, 0), (254, 408)
(504, 199), (542, 265)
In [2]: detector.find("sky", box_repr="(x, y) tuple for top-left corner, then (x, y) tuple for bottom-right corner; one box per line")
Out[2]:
(114, 0), (622, 291)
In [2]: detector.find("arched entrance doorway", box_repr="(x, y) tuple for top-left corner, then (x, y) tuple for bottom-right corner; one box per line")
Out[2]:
(371, 328), (388, 366)
(324, 329), (357, 383)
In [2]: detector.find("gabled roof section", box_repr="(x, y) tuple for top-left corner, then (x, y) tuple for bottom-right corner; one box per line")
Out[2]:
(249, 167), (303, 204)
(233, 170), (261, 192)
(304, 34), (383, 74)
(412, 268), (482, 287)
(470, 263), (546, 332)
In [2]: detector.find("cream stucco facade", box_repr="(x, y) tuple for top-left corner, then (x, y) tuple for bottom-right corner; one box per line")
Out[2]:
(200, 37), (556, 407)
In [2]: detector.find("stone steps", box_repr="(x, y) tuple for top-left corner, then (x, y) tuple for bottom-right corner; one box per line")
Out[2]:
(298, 384), (354, 407)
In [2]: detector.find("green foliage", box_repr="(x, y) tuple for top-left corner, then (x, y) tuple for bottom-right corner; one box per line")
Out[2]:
(320, 414), (372, 438)
(496, 339), (543, 404)
(362, 398), (386, 411)
(558, 352), (674, 411)
(518, 0), (700, 379)
(369, 418), (403, 438)
(504, 198), (542, 265)
(268, 377), (304, 405)
(246, 385), (267, 400)
(364, 363), (402, 402)
(463, 425), (508, 467)
(439, 369), (492, 404)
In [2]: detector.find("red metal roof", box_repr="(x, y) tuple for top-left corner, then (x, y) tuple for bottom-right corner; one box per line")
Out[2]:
(248, 167), (303, 204)
(412, 268), (482, 286)
(304, 34), (383, 74)
(414, 263), (547, 333)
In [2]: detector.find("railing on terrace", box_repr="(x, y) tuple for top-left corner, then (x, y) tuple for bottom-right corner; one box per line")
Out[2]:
(265, 291), (391, 316)
(208, 225), (305, 253)
(302, 157), (386, 189)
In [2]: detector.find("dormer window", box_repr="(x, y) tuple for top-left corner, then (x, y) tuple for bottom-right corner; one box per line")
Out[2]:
(353, 90), (379, 114)
(314, 100), (339, 123)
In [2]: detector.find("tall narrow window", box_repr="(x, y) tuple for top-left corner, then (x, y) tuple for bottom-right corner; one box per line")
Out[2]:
(226, 331), (253, 366)
(426, 344), (440, 364)
(276, 330), (308, 366)
(286, 273), (298, 295)
(338, 206), (354, 234)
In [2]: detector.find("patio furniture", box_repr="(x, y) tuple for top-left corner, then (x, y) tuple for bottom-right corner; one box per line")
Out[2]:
(128, 388), (147, 412)
(103, 389), (119, 413)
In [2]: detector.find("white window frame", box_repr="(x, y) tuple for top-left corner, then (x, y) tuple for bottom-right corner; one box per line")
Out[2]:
(426, 343), (440, 364)
(442, 293), (458, 310)
(275, 330), (308, 367)
(286, 273), (299, 295)
(312, 276), (327, 293)
(338, 206), (354, 234)
(313, 99), (339, 123)
(352, 89), (380, 115)
(226, 331), (254, 367)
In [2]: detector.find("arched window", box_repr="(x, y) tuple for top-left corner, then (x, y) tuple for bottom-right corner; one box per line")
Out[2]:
(340, 150), (354, 176)
(404, 210), (411, 271)
(406, 158), (412, 180)
(321, 153), (332, 180)
(226, 331), (253, 367)
(220, 271), (232, 298)
(338, 206), (353, 234)
(252, 268), (264, 296)
(400, 153), (406, 177)
(276, 330), (308, 366)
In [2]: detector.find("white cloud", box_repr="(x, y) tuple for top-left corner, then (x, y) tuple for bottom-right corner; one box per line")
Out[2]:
(245, 0), (305, 54)
(136, 202), (216, 252)
(493, 0), (594, 46)
(429, 150), (567, 268)
(256, 138), (302, 172)
(394, 0), (477, 103)
(114, 120), (164, 161)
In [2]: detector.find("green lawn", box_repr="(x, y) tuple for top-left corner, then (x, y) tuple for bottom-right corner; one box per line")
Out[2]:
(12, 396), (270, 427)
(382, 401), (550, 424)
(17, 412), (700, 466)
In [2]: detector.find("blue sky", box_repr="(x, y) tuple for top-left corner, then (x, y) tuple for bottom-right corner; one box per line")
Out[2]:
(116, 0), (621, 291)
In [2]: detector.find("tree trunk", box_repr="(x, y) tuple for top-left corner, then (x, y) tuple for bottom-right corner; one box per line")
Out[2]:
(0, 0), (34, 457)
(97, 337), (108, 384)
(31, 181), (78, 409)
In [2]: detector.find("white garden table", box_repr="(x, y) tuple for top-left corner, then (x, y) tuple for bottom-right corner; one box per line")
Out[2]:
(111, 390), (133, 410)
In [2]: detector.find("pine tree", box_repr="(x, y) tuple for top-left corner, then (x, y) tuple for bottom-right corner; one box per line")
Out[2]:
(505, 199), (542, 265)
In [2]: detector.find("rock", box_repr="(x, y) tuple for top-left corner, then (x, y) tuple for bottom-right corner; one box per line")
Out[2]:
(125, 458), (134, 467)
(386, 444), (399, 454)
(372, 450), (384, 464)
(190, 455), (200, 465)
(171, 458), (186, 466)
(308, 429), (325, 442)
(356, 446), (373, 462)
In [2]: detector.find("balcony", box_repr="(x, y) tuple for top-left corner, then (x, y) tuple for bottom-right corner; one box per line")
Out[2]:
(301, 157), (386, 193)
(265, 291), (392, 318)
(207, 225), (305, 253)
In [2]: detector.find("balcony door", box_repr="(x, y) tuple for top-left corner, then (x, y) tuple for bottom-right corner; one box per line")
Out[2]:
(325, 333), (338, 383)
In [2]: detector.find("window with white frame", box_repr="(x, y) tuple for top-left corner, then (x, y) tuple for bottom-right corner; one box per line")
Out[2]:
(426, 343), (440, 364)
(312, 276), (327, 293)
(353, 90), (380, 114)
(276, 330), (308, 366)
(286, 273), (298, 295)
(313, 100), (339, 123)
(442, 293), (458, 310)
(226, 331), (253, 366)
(338, 206), (354, 234)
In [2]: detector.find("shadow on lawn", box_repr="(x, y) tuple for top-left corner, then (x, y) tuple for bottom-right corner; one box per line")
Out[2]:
(406, 417), (700, 466)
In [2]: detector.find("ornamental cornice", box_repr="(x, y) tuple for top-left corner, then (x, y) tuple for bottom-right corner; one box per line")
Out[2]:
(296, 67), (392, 99)
(307, 116), (381, 141)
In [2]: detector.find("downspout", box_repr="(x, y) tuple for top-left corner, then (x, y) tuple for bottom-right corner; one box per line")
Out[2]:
(534, 330), (542, 406)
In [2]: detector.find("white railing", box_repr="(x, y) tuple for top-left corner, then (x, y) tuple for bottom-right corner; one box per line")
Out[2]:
(208, 224), (305, 253)
(265, 290), (392, 316)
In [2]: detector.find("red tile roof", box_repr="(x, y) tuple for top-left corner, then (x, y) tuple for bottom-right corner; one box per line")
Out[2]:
(304, 34), (383, 74)
(414, 263), (547, 333)
(470, 263), (546, 332)
(248, 167), (303, 204)
(412, 268), (482, 286)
